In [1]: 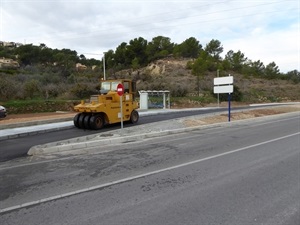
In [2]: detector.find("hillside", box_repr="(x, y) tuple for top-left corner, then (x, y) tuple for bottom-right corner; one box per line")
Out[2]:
(1, 55), (299, 113)
(1, 39), (299, 107)
(114, 57), (300, 104)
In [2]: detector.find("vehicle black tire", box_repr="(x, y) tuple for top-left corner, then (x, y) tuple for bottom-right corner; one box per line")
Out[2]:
(130, 110), (139, 124)
(78, 113), (87, 129)
(83, 114), (92, 129)
(73, 113), (81, 128)
(90, 114), (104, 130)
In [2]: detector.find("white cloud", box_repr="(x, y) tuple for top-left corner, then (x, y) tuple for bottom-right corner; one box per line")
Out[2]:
(1, 0), (299, 72)
(223, 22), (299, 73)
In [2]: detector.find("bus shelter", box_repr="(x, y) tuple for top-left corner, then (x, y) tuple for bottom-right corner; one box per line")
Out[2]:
(138, 90), (170, 110)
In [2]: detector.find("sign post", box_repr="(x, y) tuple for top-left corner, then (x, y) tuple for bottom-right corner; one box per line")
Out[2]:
(213, 75), (234, 122)
(228, 93), (231, 122)
(217, 69), (220, 107)
(117, 83), (124, 129)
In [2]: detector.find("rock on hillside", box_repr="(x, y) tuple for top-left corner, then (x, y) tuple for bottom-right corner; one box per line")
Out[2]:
(114, 58), (197, 96)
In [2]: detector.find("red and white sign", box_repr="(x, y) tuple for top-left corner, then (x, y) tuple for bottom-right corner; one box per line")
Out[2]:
(117, 83), (124, 96)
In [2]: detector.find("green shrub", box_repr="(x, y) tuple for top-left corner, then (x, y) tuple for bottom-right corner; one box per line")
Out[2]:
(3, 99), (77, 114)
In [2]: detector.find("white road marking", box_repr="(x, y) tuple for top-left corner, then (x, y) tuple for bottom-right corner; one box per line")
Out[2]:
(1, 131), (299, 214)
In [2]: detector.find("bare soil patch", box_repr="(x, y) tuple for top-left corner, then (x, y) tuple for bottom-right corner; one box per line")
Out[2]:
(183, 105), (300, 127)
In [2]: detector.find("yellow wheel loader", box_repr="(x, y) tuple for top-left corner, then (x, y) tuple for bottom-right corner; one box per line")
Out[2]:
(73, 79), (139, 130)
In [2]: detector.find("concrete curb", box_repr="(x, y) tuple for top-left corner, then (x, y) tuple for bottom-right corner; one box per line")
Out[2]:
(0, 122), (74, 141)
(0, 116), (74, 130)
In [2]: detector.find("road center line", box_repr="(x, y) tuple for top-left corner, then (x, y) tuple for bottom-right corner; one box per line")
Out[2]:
(1, 131), (299, 214)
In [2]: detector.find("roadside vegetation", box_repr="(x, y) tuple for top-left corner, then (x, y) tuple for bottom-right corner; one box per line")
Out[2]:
(1, 36), (299, 113)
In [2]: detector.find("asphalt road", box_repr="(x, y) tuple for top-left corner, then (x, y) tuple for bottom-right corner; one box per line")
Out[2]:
(0, 113), (299, 225)
(0, 107), (230, 162)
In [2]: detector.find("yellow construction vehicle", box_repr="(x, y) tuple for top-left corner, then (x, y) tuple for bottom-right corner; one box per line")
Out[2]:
(73, 79), (139, 130)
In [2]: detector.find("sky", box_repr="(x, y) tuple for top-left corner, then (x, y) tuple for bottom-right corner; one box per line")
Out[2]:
(0, 0), (299, 73)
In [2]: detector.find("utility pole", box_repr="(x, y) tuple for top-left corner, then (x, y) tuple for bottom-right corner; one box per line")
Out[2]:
(197, 75), (200, 96)
(103, 52), (106, 80)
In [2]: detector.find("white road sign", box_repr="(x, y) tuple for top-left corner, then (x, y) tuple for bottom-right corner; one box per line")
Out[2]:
(214, 76), (233, 85)
(214, 85), (234, 94)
